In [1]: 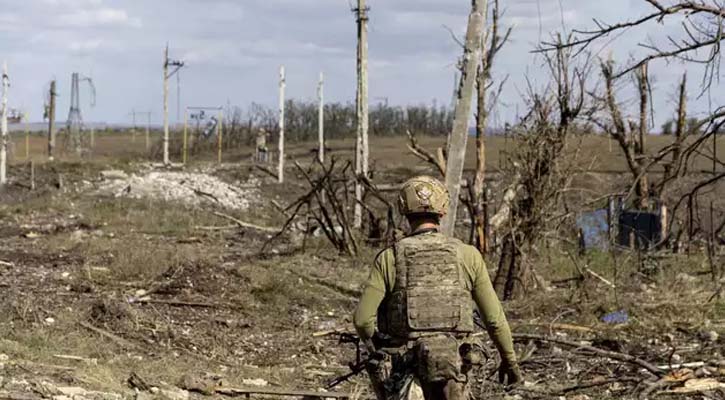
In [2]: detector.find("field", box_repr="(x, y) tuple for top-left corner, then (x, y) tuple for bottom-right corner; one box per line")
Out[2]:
(0, 130), (723, 400)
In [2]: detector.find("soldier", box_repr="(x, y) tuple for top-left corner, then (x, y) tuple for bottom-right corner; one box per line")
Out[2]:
(255, 128), (268, 163)
(353, 176), (522, 399)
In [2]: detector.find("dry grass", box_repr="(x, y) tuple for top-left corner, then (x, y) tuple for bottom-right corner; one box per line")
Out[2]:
(10, 130), (724, 174)
(0, 137), (722, 399)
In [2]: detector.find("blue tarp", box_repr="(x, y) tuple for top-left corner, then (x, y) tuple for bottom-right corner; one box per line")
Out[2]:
(576, 209), (609, 250)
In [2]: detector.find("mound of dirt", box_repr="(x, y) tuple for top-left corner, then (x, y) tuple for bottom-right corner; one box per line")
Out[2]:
(95, 170), (259, 210)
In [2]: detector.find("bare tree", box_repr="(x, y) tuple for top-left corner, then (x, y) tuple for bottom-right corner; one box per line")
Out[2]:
(0, 62), (7, 185)
(278, 66), (286, 183)
(353, 0), (370, 229)
(440, 0), (488, 236)
(599, 60), (652, 209)
(541, 0), (725, 87)
(47, 80), (57, 161)
(473, 0), (511, 251)
(493, 38), (591, 300)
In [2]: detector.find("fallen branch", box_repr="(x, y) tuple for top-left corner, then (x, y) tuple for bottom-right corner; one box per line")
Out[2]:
(254, 165), (279, 180)
(0, 393), (44, 400)
(129, 298), (224, 309)
(78, 321), (139, 350)
(271, 200), (291, 218)
(514, 377), (641, 396)
(406, 130), (446, 176)
(212, 211), (279, 233)
(583, 266), (616, 288)
(214, 386), (351, 399)
(657, 361), (706, 370)
(191, 188), (220, 204)
(52, 354), (97, 365)
(195, 225), (237, 231)
(514, 322), (594, 333)
(512, 333), (664, 377)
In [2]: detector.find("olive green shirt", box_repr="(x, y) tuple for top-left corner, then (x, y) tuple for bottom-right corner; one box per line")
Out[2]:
(353, 233), (517, 364)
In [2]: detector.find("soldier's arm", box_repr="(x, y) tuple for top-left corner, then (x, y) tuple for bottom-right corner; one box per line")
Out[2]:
(465, 248), (518, 364)
(353, 251), (390, 341)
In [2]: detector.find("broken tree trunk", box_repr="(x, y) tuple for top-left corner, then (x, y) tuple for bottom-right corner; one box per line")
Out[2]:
(278, 65), (286, 183)
(441, 0), (487, 236)
(0, 62), (7, 186)
(48, 80), (57, 161)
(318, 72), (325, 164)
(635, 62), (649, 209)
(163, 45), (170, 165)
(353, 0), (370, 229)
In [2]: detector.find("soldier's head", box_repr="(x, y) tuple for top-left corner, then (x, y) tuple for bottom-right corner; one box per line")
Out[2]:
(398, 175), (449, 227)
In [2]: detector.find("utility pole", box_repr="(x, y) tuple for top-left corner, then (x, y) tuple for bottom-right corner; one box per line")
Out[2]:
(24, 112), (30, 160)
(163, 44), (184, 165)
(146, 111), (151, 152)
(47, 80), (56, 160)
(66, 73), (95, 157)
(217, 109), (223, 164)
(0, 62), (8, 186)
(450, 71), (460, 110)
(354, 0), (370, 229)
(318, 72), (325, 163)
(441, 0), (487, 236)
(278, 65), (286, 183)
(131, 109), (137, 143)
(67, 72), (82, 156)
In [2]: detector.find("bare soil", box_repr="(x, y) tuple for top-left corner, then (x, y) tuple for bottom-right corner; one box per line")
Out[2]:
(0, 137), (723, 400)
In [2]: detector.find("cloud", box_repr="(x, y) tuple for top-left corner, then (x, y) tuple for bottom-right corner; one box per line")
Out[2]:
(57, 8), (142, 28)
(68, 38), (103, 55)
(41, 0), (102, 6)
(0, 0), (720, 126)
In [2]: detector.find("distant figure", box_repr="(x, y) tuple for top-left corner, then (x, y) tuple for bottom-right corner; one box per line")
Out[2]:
(255, 128), (269, 163)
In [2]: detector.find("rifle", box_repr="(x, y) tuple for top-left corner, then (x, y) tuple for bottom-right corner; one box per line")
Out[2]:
(325, 332), (365, 389)
(324, 332), (389, 390)
(326, 356), (369, 389)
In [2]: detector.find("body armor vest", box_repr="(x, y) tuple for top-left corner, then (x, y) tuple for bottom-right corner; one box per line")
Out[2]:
(380, 232), (474, 339)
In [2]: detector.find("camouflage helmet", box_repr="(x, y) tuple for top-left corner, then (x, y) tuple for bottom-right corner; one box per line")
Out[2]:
(398, 176), (449, 216)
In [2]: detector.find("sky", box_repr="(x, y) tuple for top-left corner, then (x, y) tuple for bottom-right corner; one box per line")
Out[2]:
(0, 0), (722, 128)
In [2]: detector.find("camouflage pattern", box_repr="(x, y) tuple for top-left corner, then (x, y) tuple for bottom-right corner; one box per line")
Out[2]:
(380, 232), (474, 340)
(398, 176), (449, 216)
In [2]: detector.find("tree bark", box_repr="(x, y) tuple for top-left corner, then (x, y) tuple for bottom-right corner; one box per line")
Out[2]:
(318, 72), (325, 164)
(278, 66), (286, 183)
(48, 80), (56, 161)
(636, 63), (649, 208)
(0, 62), (7, 185)
(163, 45), (170, 165)
(441, 0), (487, 236)
(354, 0), (369, 229)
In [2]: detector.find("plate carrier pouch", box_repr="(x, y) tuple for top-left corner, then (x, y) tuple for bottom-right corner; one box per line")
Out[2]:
(381, 232), (474, 339)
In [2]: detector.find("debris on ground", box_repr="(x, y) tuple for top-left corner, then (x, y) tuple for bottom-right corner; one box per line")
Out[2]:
(95, 169), (259, 210)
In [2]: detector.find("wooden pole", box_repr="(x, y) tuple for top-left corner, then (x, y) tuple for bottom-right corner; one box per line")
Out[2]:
(25, 113), (30, 160)
(318, 72), (325, 164)
(0, 62), (8, 185)
(182, 108), (188, 165)
(30, 160), (35, 191)
(131, 109), (137, 143)
(278, 65), (286, 183)
(48, 80), (56, 161)
(163, 45), (170, 165)
(441, 0), (487, 236)
(217, 110), (223, 164)
(354, 0), (370, 229)
(637, 63), (649, 209)
(146, 112), (151, 152)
